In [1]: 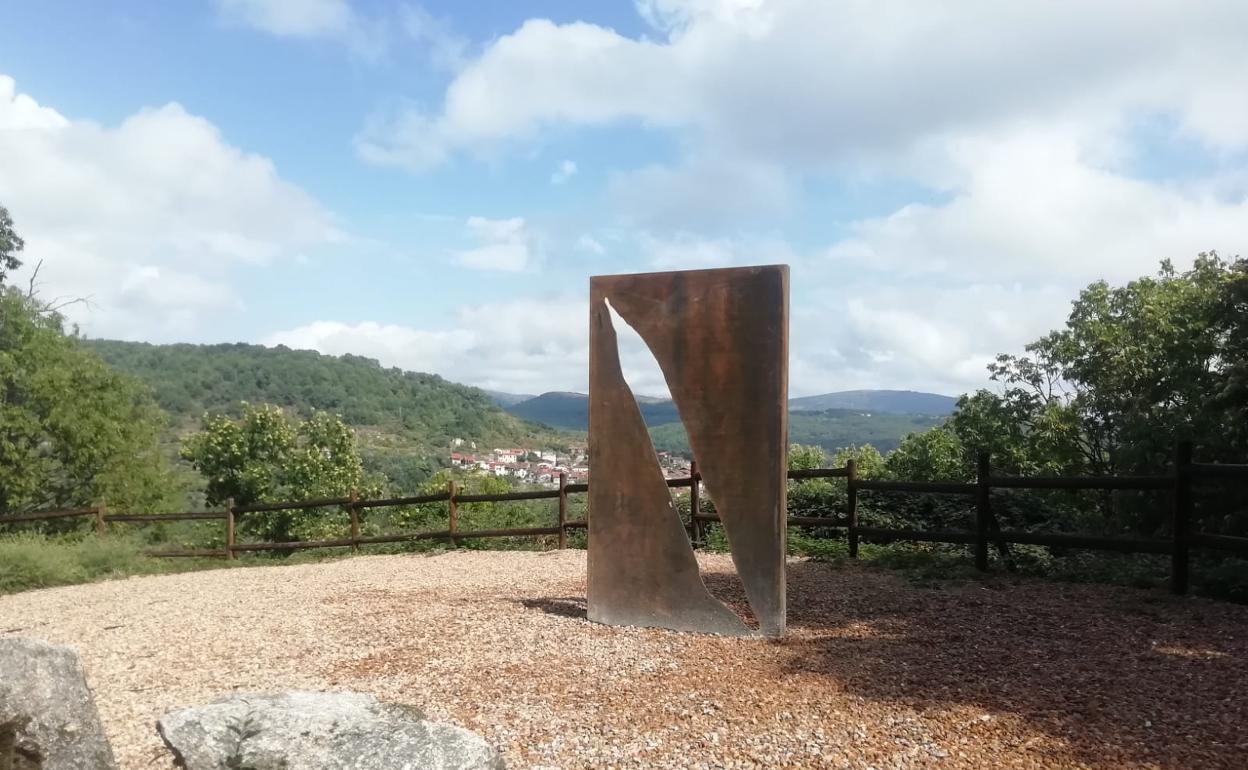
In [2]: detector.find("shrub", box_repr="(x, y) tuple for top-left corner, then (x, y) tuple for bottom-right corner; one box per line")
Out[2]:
(0, 533), (224, 594)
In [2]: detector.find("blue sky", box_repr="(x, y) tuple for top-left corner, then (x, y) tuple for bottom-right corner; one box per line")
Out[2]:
(1, 1), (1245, 397)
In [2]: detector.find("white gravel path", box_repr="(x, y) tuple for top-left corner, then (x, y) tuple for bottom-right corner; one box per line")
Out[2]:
(1, 550), (1244, 769)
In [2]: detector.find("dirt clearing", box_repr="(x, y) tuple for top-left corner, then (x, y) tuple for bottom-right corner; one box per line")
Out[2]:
(1, 551), (1244, 769)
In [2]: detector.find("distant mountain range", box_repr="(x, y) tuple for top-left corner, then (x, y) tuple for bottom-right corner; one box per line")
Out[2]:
(483, 389), (536, 407)
(504, 391), (680, 428)
(788, 389), (957, 415)
(86, 334), (961, 483)
(497, 388), (957, 429)
(650, 409), (945, 456)
(495, 388), (957, 455)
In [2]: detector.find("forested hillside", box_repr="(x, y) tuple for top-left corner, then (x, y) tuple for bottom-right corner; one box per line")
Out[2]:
(86, 340), (551, 439)
(508, 391), (946, 455)
(649, 409), (943, 457)
(84, 340), (573, 492)
(507, 391), (681, 429)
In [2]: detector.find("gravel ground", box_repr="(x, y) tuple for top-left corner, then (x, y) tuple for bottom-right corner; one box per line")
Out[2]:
(1, 551), (1245, 769)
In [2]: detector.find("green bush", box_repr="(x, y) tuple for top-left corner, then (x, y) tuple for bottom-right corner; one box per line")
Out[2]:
(0, 533), (86, 592)
(0, 533), (224, 594)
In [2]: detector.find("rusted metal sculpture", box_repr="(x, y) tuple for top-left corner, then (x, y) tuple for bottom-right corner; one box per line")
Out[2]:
(587, 265), (789, 637)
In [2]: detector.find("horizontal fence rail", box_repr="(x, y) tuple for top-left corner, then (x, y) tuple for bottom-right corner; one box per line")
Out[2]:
(855, 479), (977, 494)
(995, 531), (1172, 554)
(355, 492), (451, 508)
(105, 512), (226, 523)
(232, 496), (353, 514)
(1191, 462), (1248, 480)
(988, 475), (1173, 490)
(3, 441), (1245, 594)
(787, 467), (852, 480)
(144, 548), (230, 558)
(1, 507), (100, 523)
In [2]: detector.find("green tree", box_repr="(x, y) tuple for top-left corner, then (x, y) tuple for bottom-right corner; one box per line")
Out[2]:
(884, 426), (968, 482)
(0, 205), (22, 285)
(929, 253), (1248, 537)
(830, 444), (886, 479)
(180, 404), (378, 541)
(0, 290), (176, 515)
(966, 254), (1240, 477)
(786, 443), (839, 521)
(397, 468), (512, 526)
(787, 443), (825, 471)
(1217, 259), (1248, 453)
(393, 469), (552, 549)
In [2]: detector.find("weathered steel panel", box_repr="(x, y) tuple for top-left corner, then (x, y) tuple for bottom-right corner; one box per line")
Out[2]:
(588, 265), (788, 637)
(586, 289), (749, 635)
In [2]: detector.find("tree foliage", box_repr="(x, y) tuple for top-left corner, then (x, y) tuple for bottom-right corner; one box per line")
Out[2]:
(0, 289), (176, 514)
(830, 444), (887, 479)
(884, 426), (968, 482)
(85, 339), (569, 493)
(784, 254), (1247, 560)
(0, 205), (23, 285)
(395, 469), (511, 530)
(180, 404), (380, 541)
(787, 443), (826, 472)
(85, 339), (549, 444)
(882, 253), (1248, 539)
(947, 254), (1244, 477)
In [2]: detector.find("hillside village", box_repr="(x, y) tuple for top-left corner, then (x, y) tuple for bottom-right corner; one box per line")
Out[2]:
(450, 440), (692, 486)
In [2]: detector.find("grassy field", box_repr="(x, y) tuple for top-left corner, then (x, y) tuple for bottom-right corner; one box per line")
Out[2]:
(0, 533), (226, 595)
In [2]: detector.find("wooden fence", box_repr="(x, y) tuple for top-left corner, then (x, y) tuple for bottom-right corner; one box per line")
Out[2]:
(3, 441), (1246, 594)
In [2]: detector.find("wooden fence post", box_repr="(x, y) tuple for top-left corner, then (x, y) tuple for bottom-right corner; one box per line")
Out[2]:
(846, 459), (859, 558)
(448, 479), (458, 548)
(557, 472), (568, 549)
(975, 452), (991, 571)
(348, 490), (360, 554)
(94, 503), (107, 537)
(225, 497), (237, 560)
(1172, 440), (1193, 595)
(689, 460), (701, 548)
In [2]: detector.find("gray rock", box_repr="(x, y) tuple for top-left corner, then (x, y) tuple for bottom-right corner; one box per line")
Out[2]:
(157, 691), (504, 770)
(0, 637), (118, 770)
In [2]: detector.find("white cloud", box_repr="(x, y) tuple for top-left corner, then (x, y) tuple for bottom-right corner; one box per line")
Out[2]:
(357, 1), (1248, 172)
(825, 128), (1248, 283)
(215, 0), (355, 38)
(263, 297), (590, 395)
(550, 159), (577, 185)
(607, 154), (791, 230)
(355, 19), (685, 170)
(0, 74), (341, 340)
(214, 0), (387, 57)
(402, 4), (468, 70)
(0, 77), (67, 130)
(791, 279), (1074, 397)
(640, 231), (796, 270)
(575, 234), (606, 256)
(452, 216), (538, 272)
(262, 292), (688, 397)
(258, 274), (1060, 398)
